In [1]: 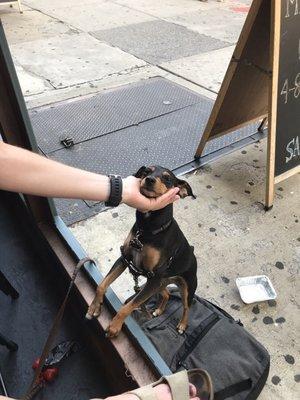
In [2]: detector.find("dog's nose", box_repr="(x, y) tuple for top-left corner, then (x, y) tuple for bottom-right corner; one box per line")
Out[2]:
(145, 176), (155, 186)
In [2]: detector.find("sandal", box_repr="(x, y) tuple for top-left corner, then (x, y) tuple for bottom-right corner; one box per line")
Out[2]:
(128, 369), (213, 400)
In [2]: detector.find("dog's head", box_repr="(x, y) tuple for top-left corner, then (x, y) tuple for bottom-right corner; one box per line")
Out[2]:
(135, 165), (195, 199)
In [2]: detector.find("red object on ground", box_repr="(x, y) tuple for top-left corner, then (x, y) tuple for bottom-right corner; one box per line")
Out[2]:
(43, 368), (58, 382)
(32, 358), (40, 370)
(32, 358), (58, 383)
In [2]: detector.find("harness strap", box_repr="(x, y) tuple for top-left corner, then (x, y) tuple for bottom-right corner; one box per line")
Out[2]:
(121, 246), (156, 278)
(121, 244), (183, 279)
(121, 218), (183, 279)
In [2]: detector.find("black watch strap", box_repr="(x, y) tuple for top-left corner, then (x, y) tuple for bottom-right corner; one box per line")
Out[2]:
(105, 175), (123, 207)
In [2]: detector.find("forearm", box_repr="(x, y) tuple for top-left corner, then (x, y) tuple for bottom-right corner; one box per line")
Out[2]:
(0, 142), (110, 201)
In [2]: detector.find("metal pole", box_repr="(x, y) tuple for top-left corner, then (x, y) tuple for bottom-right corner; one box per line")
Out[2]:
(0, 368), (8, 396)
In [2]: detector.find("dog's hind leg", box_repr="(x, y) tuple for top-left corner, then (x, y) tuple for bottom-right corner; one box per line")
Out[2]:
(182, 258), (198, 307)
(153, 287), (170, 317)
(187, 276), (197, 307)
(169, 276), (189, 334)
(86, 257), (126, 320)
(177, 278), (189, 334)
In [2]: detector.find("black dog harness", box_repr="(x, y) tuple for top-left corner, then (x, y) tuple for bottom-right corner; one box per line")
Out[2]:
(120, 219), (181, 279)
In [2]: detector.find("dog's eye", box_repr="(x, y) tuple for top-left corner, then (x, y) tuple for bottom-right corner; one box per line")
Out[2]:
(164, 175), (172, 185)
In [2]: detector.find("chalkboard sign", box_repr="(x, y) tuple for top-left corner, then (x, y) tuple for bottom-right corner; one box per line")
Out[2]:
(194, 0), (299, 208)
(194, 0), (271, 156)
(275, 1), (300, 177)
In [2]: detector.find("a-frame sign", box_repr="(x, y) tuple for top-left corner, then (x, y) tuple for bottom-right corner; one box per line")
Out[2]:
(195, 0), (300, 209)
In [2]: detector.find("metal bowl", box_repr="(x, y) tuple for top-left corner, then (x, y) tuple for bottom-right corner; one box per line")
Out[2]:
(236, 275), (277, 304)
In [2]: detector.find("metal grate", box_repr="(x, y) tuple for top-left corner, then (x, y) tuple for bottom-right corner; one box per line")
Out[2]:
(29, 78), (201, 153)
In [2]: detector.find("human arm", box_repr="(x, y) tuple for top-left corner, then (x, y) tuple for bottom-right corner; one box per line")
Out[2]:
(0, 142), (179, 212)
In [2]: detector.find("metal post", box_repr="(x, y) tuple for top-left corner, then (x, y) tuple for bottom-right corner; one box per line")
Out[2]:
(0, 368), (8, 396)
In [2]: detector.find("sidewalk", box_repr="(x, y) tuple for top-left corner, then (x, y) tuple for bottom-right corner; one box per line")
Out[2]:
(1, 1), (299, 399)
(1, 0), (251, 107)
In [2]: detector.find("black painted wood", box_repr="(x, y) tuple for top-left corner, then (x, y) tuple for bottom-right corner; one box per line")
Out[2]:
(0, 192), (111, 399)
(275, 2), (300, 177)
(0, 270), (19, 299)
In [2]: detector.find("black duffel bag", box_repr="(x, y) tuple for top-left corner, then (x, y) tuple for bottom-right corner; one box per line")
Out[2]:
(132, 290), (270, 400)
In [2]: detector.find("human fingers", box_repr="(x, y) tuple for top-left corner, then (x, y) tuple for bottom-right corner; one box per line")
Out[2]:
(122, 176), (180, 212)
(147, 187), (180, 211)
(189, 384), (197, 397)
(152, 383), (199, 400)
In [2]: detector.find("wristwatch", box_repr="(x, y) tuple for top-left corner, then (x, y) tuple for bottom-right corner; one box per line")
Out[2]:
(105, 175), (123, 207)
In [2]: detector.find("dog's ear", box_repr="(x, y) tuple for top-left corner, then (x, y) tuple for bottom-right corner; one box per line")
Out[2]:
(176, 178), (196, 199)
(135, 166), (149, 178)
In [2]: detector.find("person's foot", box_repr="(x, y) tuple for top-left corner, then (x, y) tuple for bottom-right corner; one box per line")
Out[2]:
(101, 383), (200, 400)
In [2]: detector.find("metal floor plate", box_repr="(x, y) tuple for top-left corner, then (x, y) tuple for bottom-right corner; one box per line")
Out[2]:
(49, 102), (256, 177)
(29, 78), (201, 153)
(29, 77), (260, 225)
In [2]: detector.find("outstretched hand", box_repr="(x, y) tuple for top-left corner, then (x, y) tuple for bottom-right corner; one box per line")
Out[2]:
(122, 176), (180, 212)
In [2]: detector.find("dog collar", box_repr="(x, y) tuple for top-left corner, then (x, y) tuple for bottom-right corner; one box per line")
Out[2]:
(128, 219), (173, 252)
(135, 204), (173, 232)
(150, 219), (173, 235)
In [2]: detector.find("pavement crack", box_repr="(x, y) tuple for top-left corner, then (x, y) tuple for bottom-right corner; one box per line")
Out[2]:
(49, 64), (149, 91)
(17, 62), (55, 90)
(23, 1), (83, 35)
(158, 65), (218, 95)
(111, 0), (166, 22)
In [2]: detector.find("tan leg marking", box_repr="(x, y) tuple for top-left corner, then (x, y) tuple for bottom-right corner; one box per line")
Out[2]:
(169, 276), (190, 334)
(153, 287), (170, 317)
(86, 258), (126, 319)
(106, 302), (136, 338)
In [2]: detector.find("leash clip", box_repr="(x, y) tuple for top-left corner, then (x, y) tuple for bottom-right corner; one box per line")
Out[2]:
(129, 231), (143, 251)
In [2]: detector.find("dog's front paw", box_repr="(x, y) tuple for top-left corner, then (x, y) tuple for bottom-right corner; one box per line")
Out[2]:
(86, 296), (102, 320)
(177, 322), (187, 335)
(105, 320), (123, 338)
(152, 308), (164, 317)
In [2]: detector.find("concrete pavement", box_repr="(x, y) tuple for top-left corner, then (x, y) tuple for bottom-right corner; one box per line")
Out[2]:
(0, 1), (299, 399)
(1, 0), (250, 106)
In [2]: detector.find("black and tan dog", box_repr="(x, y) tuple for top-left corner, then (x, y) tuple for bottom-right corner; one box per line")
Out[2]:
(86, 165), (198, 338)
